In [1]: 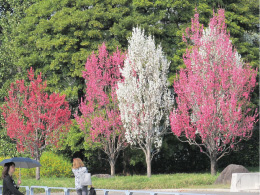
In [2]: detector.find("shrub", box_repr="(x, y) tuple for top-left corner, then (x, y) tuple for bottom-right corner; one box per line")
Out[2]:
(40, 151), (72, 178)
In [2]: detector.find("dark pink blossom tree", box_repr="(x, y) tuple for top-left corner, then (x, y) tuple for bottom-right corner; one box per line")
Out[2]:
(1, 68), (71, 180)
(170, 9), (258, 175)
(75, 43), (126, 176)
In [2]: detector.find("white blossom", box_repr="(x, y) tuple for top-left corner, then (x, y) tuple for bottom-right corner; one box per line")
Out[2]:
(116, 27), (173, 176)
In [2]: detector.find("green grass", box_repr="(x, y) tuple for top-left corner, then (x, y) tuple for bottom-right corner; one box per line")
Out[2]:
(0, 173), (220, 193)
(91, 173), (220, 190)
(0, 167), (257, 194)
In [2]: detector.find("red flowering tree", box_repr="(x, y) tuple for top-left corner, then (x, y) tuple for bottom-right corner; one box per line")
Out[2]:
(75, 43), (127, 176)
(169, 9), (258, 175)
(1, 68), (71, 180)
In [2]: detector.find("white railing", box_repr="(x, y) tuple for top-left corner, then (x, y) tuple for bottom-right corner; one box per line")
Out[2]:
(0, 186), (211, 195)
(97, 189), (210, 195)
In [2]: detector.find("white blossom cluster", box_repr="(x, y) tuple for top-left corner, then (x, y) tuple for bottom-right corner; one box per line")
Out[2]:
(191, 27), (243, 73)
(116, 27), (173, 150)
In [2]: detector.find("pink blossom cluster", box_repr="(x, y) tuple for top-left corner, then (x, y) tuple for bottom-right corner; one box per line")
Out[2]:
(75, 43), (126, 144)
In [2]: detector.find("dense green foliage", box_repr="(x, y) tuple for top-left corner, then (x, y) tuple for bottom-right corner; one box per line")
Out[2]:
(1, 0), (258, 103)
(0, 0), (258, 176)
(0, 0), (35, 101)
(0, 134), (19, 157)
(56, 128), (259, 175)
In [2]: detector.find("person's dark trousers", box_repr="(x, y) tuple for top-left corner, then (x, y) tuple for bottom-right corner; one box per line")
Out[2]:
(76, 186), (88, 195)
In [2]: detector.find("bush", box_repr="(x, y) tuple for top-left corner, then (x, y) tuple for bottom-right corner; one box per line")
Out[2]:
(0, 151), (73, 178)
(40, 151), (72, 178)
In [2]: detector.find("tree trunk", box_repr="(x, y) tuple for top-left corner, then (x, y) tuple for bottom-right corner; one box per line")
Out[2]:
(145, 148), (152, 177)
(35, 153), (41, 180)
(36, 166), (40, 180)
(210, 154), (217, 176)
(109, 160), (115, 176)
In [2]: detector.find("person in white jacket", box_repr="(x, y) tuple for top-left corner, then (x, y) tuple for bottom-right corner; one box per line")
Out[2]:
(72, 158), (88, 195)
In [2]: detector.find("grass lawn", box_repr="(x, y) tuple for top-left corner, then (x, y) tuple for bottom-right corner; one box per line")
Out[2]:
(0, 173), (224, 193)
(0, 167), (258, 193)
(91, 173), (221, 190)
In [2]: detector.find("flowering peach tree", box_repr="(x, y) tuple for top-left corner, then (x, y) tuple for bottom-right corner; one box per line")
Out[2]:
(1, 68), (71, 179)
(75, 43), (126, 176)
(169, 9), (258, 175)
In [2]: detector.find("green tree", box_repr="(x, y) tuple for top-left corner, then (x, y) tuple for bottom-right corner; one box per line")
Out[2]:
(0, 133), (19, 157)
(55, 120), (111, 174)
(0, 0), (36, 101)
(9, 0), (133, 110)
(2, 0), (258, 106)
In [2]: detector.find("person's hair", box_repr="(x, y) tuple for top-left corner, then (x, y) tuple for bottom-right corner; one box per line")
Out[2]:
(73, 158), (84, 169)
(2, 162), (15, 179)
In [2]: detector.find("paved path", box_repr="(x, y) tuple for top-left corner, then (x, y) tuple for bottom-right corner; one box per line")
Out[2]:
(35, 189), (260, 195)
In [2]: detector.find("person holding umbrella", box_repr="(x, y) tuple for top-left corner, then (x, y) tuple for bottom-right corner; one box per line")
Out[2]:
(2, 162), (24, 195)
(0, 157), (41, 195)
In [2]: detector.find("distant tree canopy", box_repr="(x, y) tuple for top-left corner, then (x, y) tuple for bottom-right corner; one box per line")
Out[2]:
(0, 0), (258, 108)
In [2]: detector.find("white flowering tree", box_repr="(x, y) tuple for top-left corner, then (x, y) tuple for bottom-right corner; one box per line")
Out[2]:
(116, 27), (173, 177)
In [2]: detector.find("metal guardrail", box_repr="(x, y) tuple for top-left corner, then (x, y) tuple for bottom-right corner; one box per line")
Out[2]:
(21, 186), (30, 195)
(30, 186), (48, 195)
(0, 185), (212, 195)
(30, 186), (79, 195)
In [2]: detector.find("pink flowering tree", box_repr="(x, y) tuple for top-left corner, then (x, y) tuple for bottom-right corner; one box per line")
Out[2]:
(1, 68), (71, 180)
(169, 9), (258, 175)
(75, 43), (127, 176)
